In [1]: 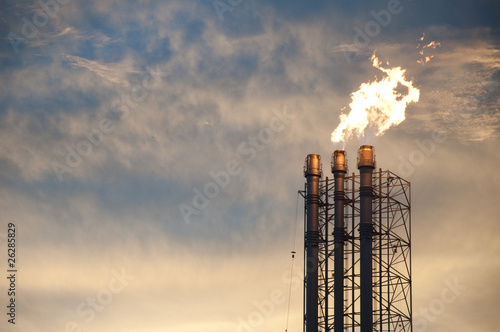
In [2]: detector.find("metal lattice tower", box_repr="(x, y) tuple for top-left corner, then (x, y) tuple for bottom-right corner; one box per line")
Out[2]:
(302, 147), (412, 332)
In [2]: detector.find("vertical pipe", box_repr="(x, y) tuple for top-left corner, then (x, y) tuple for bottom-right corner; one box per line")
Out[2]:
(304, 154), (322, 332)
(386, 178), (391, 332)
(325, 177), (329, 332)
(303, 182), (307, 332)
(351, 173), (355, 330)
(358, 145), (375, 332)
(332, 151), (347, 332)
(378, 168), (383, 332)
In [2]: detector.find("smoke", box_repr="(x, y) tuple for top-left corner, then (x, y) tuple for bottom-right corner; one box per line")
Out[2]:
(331, 54), (420, 147)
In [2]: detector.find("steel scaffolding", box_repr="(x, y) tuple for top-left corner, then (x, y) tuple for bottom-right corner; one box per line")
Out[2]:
(302, 167), (412, 332)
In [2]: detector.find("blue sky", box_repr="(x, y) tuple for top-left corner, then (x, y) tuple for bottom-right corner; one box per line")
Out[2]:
(0, 0), (499, 331)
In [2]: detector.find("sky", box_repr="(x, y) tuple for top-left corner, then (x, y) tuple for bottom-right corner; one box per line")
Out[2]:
(0, 0), (499, 331)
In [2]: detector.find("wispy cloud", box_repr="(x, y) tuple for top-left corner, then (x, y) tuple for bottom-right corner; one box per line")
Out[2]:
(409, 40), (500, 141)
(1, 1), (500, 331)
(60, 54), (140, 86)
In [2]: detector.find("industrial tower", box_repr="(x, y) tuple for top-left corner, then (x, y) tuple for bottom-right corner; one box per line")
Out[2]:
(302, 146), (412, 332)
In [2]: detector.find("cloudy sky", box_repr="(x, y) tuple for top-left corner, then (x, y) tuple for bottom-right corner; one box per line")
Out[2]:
(0, 0), (499, 331)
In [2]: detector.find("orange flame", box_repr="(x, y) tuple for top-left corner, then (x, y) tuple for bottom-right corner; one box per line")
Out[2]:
(424, 41), (441, 49)
(417, 34), (441, 65)
(331, 54), (420, 145)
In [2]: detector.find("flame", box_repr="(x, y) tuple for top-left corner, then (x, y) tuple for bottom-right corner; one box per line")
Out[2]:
(417, 56), (434, 65)
(417, 34), (441, 65)
(424, 41), (441, 49)
(331, 54), (420, 145)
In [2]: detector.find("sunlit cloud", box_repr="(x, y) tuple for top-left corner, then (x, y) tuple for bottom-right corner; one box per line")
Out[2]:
(60, 54), (140, 86)
(0, 1), (499, 331)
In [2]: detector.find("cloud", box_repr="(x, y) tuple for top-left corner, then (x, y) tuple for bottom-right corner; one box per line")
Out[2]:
(60, 54), (140, 86)
(408, 36), (500, 141)
(1, 1), (500, 331)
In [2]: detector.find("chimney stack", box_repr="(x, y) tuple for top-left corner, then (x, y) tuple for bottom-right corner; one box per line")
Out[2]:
(357, 145), (375, 332)
(302, 145), (412, 331)
(332, 150), (347, 332)
(304, 154), (322, 332)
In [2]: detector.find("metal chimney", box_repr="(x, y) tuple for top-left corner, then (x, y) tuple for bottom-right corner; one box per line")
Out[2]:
(301, 147), (412, 331)
(332, 150), (347, 332)
(357, 145), (375, 332)
(304, 154), (322, 332)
